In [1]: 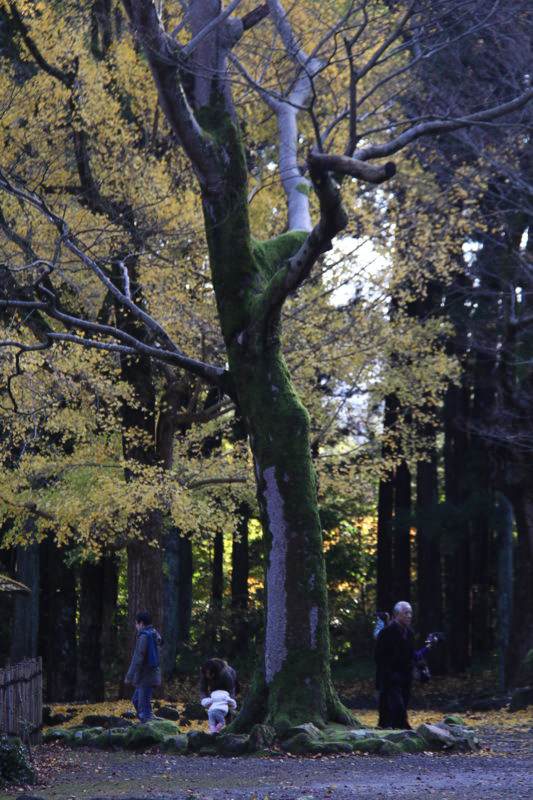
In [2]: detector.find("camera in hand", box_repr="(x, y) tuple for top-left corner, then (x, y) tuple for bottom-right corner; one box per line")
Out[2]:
(425, 631), (445, 647)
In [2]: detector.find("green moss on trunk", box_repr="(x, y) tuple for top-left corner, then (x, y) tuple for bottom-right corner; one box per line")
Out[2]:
(200, 108), (352, 733)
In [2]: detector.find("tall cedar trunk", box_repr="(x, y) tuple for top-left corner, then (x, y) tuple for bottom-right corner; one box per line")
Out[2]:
(127, 533), (163, 632)
(211, 530), (224, 611)
(206, 530), (224, 648)
(416, 450), (444, 630)
(495, 493), (513, 690)
(506, 485), (533, 685)
(156, 377), (183, 677)
(230, 503), (251, 656)
(412, 286), (444, 659)
(231, 503), (250, 611)
(177, 535), (193, 645)
(393, 460), (411, 602)
(377, 475), (394, 612)
(443, 382), (471, 672)
(76, 561), (105, 701)
(470, 256), (498, 657)
(470, 503), (492, 656)
(101, 553), (119, 679)
(40, 540), (77, 701)
(162, 526), (181, 678)
(9, 541), (39, 663)
(116, 294), (164, 633)
(376, 394), (398, 612)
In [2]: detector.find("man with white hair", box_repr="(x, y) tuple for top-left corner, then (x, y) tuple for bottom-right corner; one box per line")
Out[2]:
(374, 601), (416, 729)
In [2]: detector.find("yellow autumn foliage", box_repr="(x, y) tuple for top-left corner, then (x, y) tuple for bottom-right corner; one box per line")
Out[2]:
(0, 0), (478, 554)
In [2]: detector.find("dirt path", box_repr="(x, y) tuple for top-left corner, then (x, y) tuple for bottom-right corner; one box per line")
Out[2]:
(3, 726), (531, 800)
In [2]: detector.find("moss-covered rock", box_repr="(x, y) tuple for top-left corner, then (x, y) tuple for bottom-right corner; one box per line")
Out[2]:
(442, 724), (479, 752)
(346, 729), (376, 743)
(157, 705), (181, 721)
(187, 730), (215, 752)
(93, 728), (130, 749)
(70, 727), (105, 746)
(160, 735), (189, 754)
(0, 736), (35, 787)
(282, 723), (322, 742)
(509, 686), (533, 711)
(380, 740), (404, 756)
(182, 701), (206, 721)
(443, 715), (466, 726)
(309, 740), (354, 754)
(216, 734), (250, 756)
(391, 735), (425, 753)
(416, 723), (456, 749)
(351, 737), (385, 754)
(82, 714), (132, 728)
(124, 720), (180, 750)
(46, 712), (74, 726)
(281, 731), (323, 754)
(42, 727), (73, 743)
(248, 724), (276, 752)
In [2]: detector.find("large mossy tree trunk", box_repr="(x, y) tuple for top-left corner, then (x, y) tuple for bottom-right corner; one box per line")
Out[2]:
(230, 344), (352, 731)
(198, 118), (353, 731)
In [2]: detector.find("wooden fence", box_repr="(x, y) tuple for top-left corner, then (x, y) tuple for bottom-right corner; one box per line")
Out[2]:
(0, 657), (42, 743)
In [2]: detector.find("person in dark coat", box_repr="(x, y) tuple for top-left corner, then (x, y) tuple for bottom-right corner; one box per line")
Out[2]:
(125, 611), (162, 723)
(199, 658), (239, 702)
(375, 601), (417, 729)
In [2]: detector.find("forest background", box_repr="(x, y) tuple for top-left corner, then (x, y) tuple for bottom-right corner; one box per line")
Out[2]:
(0, 0), (531, 722)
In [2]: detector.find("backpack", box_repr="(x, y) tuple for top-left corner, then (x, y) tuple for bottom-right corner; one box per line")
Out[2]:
(141, 629), (160, 668)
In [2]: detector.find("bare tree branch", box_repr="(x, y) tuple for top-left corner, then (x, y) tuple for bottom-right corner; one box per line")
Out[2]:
(353, 89), (533, 162)
(308, 152), (396, 183)
(0, 175), (229, 388)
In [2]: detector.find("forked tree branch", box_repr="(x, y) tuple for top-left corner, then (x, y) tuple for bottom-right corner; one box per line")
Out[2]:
(260, 154), (349, 317)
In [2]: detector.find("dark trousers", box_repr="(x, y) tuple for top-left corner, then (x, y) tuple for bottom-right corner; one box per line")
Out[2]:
(378, 682), (411, 729)
(132, 686), (154, 723)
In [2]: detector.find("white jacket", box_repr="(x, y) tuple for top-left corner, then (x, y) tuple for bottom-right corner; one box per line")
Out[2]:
(201, 689), (237, 714)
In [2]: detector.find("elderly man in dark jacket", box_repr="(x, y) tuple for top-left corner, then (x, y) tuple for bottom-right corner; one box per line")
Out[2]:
(125, 611), (162, 723)
(375, 601), (416, 729)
